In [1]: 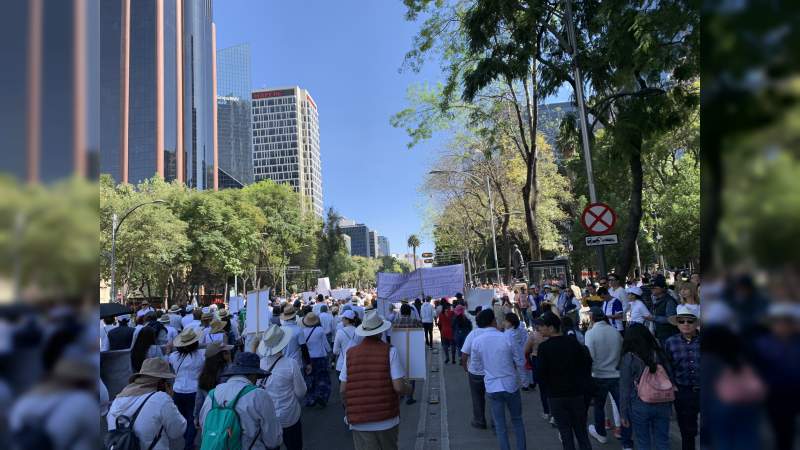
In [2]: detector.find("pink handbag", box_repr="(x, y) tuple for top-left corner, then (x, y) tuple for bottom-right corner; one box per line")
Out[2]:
(637, 363), (676, 403)
(715, 365), (767, 404)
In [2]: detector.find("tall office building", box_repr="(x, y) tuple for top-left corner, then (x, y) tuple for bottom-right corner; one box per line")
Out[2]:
(216, 43), (252, 188)
(100, 0), (217, 189)
(368, 231), (379, 258)
(2, 0), (99, 182)
(378, 236), (390, 258)
(340, 223), (371, 257)
(251, 86), (323, 217)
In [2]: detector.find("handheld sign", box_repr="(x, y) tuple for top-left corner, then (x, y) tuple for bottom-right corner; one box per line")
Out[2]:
(245, 289), (270, 333)
(581, 202), (617, 235)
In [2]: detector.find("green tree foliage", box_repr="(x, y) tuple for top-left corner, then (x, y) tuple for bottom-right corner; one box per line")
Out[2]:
(379, 256), (413, 273)
(0, 176), (98, 301)
(407, 234), (421, 269)
(100, 176), (318, 303)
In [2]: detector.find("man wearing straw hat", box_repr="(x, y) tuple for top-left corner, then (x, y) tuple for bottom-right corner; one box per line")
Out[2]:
(106, 358), (186, 450)
(665, 304), (701, 450)
(299, 312), (331, 408)
(198, 352), (282, 450)
(257, 325), (307, 450)
(278, 304), (304, 369)
(339, 310), (412, 450)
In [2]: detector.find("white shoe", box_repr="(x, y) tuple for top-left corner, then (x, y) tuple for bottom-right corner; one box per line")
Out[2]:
(550, 416), (557, 426)
(588, 424), (608, 444)
(541, 413), (551, 421)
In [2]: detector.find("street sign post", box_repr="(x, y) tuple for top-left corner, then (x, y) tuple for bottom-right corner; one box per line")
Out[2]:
(580, 202), (617, 235)
(585, 234), (618, 246)
(423, 258), (434, 263)
(421, 252), (433, 258)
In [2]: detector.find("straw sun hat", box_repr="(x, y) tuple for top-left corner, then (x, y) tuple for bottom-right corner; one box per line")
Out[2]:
(258, 325), (294, 356)
(173, 327), (203, 347)
(129, 357), (176, 383)
(355, 310), (391, 337)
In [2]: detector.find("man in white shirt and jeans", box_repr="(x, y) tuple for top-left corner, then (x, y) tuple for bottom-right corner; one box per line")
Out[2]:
(460, 308), (499, 429)
(420, 297), (435, 348)
(471, 312), (528, 450)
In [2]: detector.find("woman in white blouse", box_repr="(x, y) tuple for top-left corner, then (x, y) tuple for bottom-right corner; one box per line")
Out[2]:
(332, 310), (362, 373)
(200, 320), (227, 346)
(257, 325), (307, 450)
(168, 328), (205, 449)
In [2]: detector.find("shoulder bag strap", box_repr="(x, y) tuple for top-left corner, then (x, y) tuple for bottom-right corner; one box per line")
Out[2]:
(266, 355), (284, 375)
(130, 392), (159, 425)
(147, 426), (164, 450)
(304, 326), (318, 344)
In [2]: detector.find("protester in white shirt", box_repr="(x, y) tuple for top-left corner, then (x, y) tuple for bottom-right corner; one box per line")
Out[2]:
(167, 305), (183, 331)
(319, 305), (336, 340)
(11, 356), (100, 450)
(626, 286), (653, 325)
(199, 352), (283, 450)
(99, 317), (117, 352)
(275, 306), (303, 368)
(333, 310), (362, 372)
(471, 312), (528, 450)
(349, 298), (366, 320)
(257, 326), (307, 450)
(106, 358), (186, 450)
(136, 301), (155, 319)
(167, 328), (205, 448)
(503, 313), (533, 389)
(460, 308), (499, 429)
(420, 298), (435, 348)
(200, 320), (227, 346)
(181, 308), (202, 331)
(157, 314), (178, 348)
(607, 274), (629, 318)
(300, 312), (332, 408)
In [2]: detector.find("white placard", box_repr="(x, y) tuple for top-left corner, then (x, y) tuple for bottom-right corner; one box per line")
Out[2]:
(301, 291), (316, 302)
(228, 296), (245, 313)
(391, 328), (426, 380)
(317, 277), (331, 294)
(465, 288), (495, 311)
(245, 289), (270, 333)
(330, 288), (356, 300)
(377, 264), (465, 301)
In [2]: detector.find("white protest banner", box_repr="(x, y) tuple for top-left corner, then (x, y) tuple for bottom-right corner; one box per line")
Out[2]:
(317, 277), (331, 294)
(301, 291), (316, 302)
(391, 328), (426, 380)
(228, 296), (245, 313)
(465, 288), (495, 311)
(330, 288), (356, 300)
(245, 289), (270, 333)
(377, 264), (465, 302)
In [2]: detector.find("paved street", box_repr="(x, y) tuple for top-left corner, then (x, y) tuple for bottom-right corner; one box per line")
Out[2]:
(302, 328), (684, 450)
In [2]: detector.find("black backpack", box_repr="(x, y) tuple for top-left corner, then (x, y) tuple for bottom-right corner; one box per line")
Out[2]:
(104, 392), (164, 450)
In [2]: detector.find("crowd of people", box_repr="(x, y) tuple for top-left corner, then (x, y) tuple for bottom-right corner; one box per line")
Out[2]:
(90, 268), (800, 450)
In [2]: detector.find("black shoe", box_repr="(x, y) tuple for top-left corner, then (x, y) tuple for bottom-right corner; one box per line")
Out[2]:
(445, 359), (450, 363)
(317, 400), (327, 409)
(470, 420), (487, 429)
(406, 398), (417, 405)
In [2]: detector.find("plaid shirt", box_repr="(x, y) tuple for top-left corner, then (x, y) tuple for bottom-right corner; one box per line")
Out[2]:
(664, 332), (701, 387)
(393, 316), (422, 328)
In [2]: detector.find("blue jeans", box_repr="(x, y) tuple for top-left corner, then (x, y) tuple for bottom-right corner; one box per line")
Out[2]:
(488, 390), (527, 450)
(630, 396), (672, 450)
(591, 377), (633, 448)
(173, 392), (196, 450)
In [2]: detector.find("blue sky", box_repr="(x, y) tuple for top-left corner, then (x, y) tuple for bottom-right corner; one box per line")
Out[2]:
(214, 0), (446, 255)
(214, 0), (570, 258)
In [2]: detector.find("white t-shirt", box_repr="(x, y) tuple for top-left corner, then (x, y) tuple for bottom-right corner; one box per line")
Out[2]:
(461, 327), (495, 375)
(339, 346), (405, 432)
(628, 300), (652, 325)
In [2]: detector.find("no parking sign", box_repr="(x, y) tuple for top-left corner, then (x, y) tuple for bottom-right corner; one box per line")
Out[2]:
(581, 202), (617, 235)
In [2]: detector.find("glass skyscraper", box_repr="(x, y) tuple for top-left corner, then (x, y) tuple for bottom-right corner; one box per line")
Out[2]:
(216, 43), (253, 187)
(100, 0), (216, 190)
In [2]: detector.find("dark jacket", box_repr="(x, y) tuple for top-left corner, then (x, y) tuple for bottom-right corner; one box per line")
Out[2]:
(107, 323), (135, 350)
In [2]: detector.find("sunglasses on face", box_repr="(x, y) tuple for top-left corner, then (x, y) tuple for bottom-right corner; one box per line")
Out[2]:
(677, 319), (696, 325)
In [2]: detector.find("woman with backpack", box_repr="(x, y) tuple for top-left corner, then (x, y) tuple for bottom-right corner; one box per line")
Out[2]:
(168, 328), (205, 450)
(106, 358), (186, 450)
(619, 323), (676, 450)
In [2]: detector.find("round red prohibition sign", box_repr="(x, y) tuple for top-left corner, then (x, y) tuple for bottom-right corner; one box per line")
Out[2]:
(581, 202), (617, 235)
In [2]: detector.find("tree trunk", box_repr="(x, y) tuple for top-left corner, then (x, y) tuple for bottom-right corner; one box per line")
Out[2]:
(522, 167), (542, 261)
(617, 137), (644, 277)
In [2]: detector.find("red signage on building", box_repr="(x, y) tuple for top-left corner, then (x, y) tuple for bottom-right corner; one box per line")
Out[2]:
(252, 89), (295, 99)
(305, 94), (317, 110)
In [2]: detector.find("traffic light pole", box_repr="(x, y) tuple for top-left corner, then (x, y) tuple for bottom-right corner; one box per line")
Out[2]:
(563, 0), (607, 277)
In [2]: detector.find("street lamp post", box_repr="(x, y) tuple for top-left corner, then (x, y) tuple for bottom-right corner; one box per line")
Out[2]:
(109, 199), (166, 303)
(430, 170), (501, 284)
